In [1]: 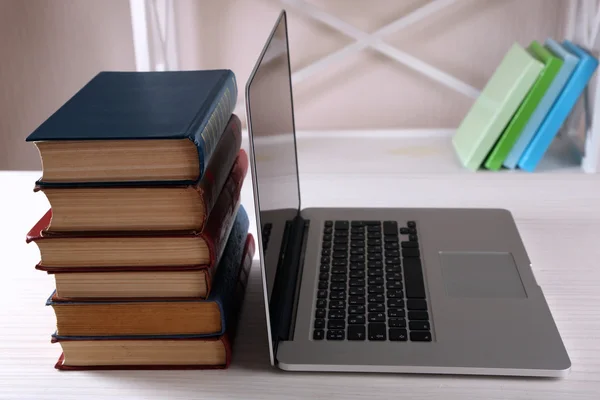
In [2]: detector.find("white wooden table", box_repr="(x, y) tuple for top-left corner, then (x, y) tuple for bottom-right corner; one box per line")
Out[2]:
(2, 136), (600, 399)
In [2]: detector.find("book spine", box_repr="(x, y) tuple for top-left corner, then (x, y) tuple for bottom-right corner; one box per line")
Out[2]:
(190, 70), (237, 177)
(196, 114), (242, 223)
(200, 150), (249, 268)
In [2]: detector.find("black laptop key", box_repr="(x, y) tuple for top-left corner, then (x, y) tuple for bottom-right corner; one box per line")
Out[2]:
(387, 289), (404, 298)
(313, 329), (325, 340)
(401, 241), (418, 248)
(319, 272), (329, 281)
(368, 277), (384, 286)
(350, 255), (365, 263)
(383, 221), (398, 236)
(368, 261), (383, 269)
(385, 249), (400, 258)
(317, 299), (327, 308)
(408, 227), (417, 234)
(384, 242), (399, 250)
(368, 293), (385, 303)
(331, 275), (347, 283)
(316, 309), (326, 319)
(351, 221), (364, 227)
(321, 256), (330, 264)
(367, 239), (382, 247)
(350, 248), (364, 255)
(328, 310), (345, 319)
(388, 308), (405, 318)
(351, 234), (365, 241)
(322, 248), (332, 256)
(367, 254), (382, 262)
(409, 234), (418, 242)
(325, 221), (333, 227)
(409, 321), (430, 331)
(408, 311), (429, 320)
(368, 285), (384, 294)
(367, 232), (382, 240)
(332, 251), (347, 259)
(330, 282), (345, 291)
(332, 258), (347, 267)
(329, 300), (346, 309)
(331, 266), (346, 275)
(402, 248), (420, 258)
(335, 221), (349, 230)
(351, 240), (364, 248)
(368, 269), (383, 277)
(349, 305), (365, 314)
(333, 244), (348, 251)
(404, 258), (426, 298)
(368, 323), (387, 341)
(387, 299), (405, 309)
(385, 266), (402, 273)
(407, 299), (427, 310)
(407, 221), (416, 228)
(329, 291), (345, 300)
(349, 278), (365, 287)
(314, 319), (325, 329)
(367, 225), (381, 232)
(334, 230), (349, 238)
(317, 290), (327, 299)
(349, 262), (365, 271)
(320, 264), (329, 273)
(322, 234), (332, 242)
(368, 303), (385, 312)
(348, 314), (365, 324)
(389, 328), (408, 341)
(349, 287), (365, 296)
(386, 281), (403, 290)
(363, 221), (380, 226)
(386, 272), (402, 281)
(385, 257), (401, 266)
(388, 318), (406, 328)
(410, 331), (432, 342)
(334, 237), (349, 244)
(348, 325), (366, 340)
(367, 246), (382, 254)
(350, 270), (365, 279)
(327, 320), (345, 330)
(327, 330), (345, 340)
(349, 296), (365, 305)
(400, 227), (409, 235)
(368, 312), (385, 322)
(384, 236), (399, 243)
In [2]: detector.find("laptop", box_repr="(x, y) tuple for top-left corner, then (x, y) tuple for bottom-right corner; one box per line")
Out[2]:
(244, 10), (571, 377)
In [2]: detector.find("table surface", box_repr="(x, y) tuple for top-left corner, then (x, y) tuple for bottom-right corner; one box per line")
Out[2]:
(2, 137), (600, 399)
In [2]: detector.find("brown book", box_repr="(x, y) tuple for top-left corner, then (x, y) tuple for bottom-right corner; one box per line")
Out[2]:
(35, 115), (242, 232)
(46, 208), (251, 338)
(51, 234), (255, 370)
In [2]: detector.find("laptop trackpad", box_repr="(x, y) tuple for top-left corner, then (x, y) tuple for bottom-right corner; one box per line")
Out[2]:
(440, 251), (527, 298)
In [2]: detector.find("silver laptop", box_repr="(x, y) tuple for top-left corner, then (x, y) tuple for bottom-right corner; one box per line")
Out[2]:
(245, 10), (571, 377)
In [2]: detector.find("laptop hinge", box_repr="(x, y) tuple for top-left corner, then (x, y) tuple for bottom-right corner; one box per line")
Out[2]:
(269, 214), (308, 345)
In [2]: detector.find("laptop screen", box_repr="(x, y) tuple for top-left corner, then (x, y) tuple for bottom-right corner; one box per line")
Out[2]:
(245, 11), (300, 364)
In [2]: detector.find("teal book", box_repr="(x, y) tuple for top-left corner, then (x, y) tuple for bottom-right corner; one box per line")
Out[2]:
(26, 70), (237, 186)
(484, 41), (563, 170)
(452, 44), (543, 170)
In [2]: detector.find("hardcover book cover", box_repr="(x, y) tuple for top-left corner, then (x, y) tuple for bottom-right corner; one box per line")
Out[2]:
(26, 70), (237, 185)
(504, 39), (580, 169)
(51, 234), (256, 370)
(519, 41), (599, 171)
(484, 41), (563, 170)
(452, 43), (543, 170)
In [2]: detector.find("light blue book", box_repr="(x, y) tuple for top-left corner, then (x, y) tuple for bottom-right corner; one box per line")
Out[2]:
(503, 39), (579, 169)
(518, 41), (599, 172)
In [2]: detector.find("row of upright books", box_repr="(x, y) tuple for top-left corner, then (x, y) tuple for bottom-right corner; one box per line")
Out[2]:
(453, 39), (599, 172)
(25, 69), (254, 370)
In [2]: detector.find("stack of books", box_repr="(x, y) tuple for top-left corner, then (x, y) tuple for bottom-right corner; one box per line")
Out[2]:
(25, 70), (254, 370)
(453, 39), (599, 172)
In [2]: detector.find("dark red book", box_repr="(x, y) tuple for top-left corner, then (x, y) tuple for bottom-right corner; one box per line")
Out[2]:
(51, 234), (255, 370)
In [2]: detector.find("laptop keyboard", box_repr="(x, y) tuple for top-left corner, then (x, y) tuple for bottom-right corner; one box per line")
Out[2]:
(313, 220), (432, 342)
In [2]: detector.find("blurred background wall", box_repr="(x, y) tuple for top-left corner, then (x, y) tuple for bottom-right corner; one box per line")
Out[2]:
(0, 0), (566, 170)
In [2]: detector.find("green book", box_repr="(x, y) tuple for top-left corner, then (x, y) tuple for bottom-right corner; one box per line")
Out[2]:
(484, 41), (564, 170)
(452, 43), (543, 171)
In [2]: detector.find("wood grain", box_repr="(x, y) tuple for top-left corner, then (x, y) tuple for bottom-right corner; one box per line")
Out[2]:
(2, 140), (600, 399)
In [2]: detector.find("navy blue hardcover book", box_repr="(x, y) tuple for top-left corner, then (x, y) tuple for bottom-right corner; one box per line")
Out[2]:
(26, 70), (237, 185)
(47, 205), (250, 339)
